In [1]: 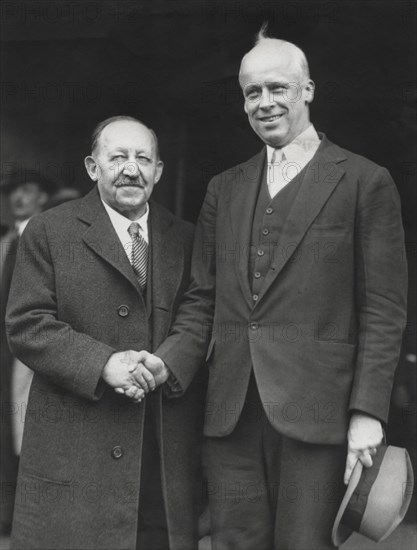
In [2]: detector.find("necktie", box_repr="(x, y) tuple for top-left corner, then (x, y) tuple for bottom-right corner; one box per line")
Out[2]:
(127, 222), (148, 289)
(268, 148), (287, 199)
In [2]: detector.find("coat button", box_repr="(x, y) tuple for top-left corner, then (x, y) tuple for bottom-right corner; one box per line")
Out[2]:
(111, 446), (123, 459)
(118, 305), (129, 317)
(249, 322), (258, 330)
(257, 249), (264, 257)
(252, 294), (259, 301)
(254, 272), (261, 279)
(262, 228), (269, 236)
(266, 207), (273, 214)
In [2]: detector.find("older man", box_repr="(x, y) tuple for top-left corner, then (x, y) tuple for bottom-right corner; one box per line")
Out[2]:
(6, 116), (204, 550)
(140, 30), (407, 549)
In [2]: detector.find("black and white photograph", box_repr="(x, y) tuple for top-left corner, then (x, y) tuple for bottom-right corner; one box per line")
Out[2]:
(1, 1), (416, 549)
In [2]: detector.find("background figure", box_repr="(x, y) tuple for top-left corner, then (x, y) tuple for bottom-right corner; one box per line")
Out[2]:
(0, 169), (54, 534)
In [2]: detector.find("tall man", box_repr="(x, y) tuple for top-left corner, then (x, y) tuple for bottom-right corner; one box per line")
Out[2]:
(139, 32), (407, 549)
(0, 171), (53, 534)
(6, 116), (204, 550)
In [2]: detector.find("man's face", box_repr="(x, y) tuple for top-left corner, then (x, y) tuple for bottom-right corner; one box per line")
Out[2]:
(8, 182), (48, 221)
(85, 120), (163, 220)
(239, 47), (314, 148)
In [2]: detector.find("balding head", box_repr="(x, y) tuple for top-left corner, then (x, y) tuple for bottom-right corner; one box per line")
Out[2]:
(238, 26), (315, 148)
(240, 32), (310, 85)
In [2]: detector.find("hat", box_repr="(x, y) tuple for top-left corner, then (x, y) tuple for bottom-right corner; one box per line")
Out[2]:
(332, 445), (414, 547)
(1, 167), (56, 195)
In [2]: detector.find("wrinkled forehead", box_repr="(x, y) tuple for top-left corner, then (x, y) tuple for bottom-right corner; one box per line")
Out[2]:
(239, 46), (300, 88)
(98, 121), (156, 154)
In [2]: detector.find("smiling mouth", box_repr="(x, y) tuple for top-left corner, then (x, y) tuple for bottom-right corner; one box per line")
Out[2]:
(259, 114), (283, 123)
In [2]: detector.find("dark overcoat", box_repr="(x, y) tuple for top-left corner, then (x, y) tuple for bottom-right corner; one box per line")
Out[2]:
(6, 186), (204, 550)
(157, 135), (407, 443)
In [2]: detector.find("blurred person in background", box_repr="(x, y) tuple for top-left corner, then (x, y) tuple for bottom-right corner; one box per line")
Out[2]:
(0, 169), (55, 535)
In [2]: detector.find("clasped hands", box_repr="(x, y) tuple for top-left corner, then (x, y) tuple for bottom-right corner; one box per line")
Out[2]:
(102, 350), (167, 403)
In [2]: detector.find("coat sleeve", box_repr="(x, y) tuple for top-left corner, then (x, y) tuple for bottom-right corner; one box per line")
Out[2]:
(349, 166), (407, 423)
(156, 177), (218, 392)
(6, 216), (116, 401)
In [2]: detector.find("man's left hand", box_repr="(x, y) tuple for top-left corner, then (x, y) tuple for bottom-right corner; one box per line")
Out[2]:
(344, 412), (383, 485)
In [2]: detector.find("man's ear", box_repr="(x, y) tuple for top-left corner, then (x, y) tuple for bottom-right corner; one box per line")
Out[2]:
(84, 156), (99, 181)
(304, 79), (315, 104)
(154, 161), (164, 185)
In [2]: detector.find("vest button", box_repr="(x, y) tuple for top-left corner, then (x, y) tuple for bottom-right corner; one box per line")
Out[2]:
(111, 446), (123, 459)
(262, 228), (269, 236)
(252, 294), (259, 301)
(266, 207), (273, 214)
(254, 272), (261, 279)
(118, 305), (129, 317)
(257, 249), (264, 257)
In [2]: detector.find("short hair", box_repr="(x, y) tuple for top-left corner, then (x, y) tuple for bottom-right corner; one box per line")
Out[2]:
(91, 115), (161, 160)
(250, 23), (310, 80)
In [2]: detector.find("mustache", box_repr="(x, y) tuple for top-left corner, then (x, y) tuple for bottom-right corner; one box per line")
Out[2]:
(115, 176), (145, 187)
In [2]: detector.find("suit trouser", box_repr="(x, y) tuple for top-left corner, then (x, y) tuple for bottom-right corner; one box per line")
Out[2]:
(205, 374), (346, 550)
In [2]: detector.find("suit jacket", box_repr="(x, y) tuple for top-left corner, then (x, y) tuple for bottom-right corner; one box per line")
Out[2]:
(6, 186), (204, 550)
(157, 134), (407, 444)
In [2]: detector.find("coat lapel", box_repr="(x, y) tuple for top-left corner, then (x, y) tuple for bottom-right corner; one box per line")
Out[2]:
(230, 149), (266, 306)
(149, 201), (184, 348)
(256, 135), (347, 304)
(78, 187), (142, 295)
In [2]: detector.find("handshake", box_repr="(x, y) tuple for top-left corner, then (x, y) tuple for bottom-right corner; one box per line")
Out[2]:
(102, 350), (168, 403)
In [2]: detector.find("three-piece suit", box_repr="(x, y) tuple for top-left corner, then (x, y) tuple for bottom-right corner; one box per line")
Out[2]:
(157, 135), (407, 548)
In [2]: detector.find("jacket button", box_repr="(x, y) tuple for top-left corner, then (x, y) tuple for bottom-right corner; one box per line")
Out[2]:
(118, 305), (129, 317)
(249, 322), (258, 331)
(266, 207), (273, 214)
(111, 446), (123, 459)
(253, 294), (259, 301)
(254, 272), (261, 279)
(257, 249), (264, 257)
(262, 228), (269, 236)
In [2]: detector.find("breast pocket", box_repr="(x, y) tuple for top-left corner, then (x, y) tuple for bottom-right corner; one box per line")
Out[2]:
(307, 223), (348, 236)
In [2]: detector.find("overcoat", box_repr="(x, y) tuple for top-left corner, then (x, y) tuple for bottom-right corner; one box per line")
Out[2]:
(6, 186), (204, 550)
(157, 135), (407, 444)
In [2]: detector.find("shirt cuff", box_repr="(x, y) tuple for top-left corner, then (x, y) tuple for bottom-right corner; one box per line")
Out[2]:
(163, 370), (183, 398)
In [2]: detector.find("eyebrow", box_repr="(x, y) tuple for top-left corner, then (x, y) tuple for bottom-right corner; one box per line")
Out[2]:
(245, 80), (289, 90)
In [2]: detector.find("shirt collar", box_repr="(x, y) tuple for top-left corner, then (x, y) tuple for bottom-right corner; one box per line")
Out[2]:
(267, 124), (320, 164)
(101, 200), (150, 234)
(16, 218), (31, 236)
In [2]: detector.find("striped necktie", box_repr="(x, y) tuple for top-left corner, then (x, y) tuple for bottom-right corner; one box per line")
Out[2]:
(127, 222), (148, 289)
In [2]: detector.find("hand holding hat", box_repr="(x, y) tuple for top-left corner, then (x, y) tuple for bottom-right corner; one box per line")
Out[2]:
(344, 412), (384, 485)
(333, 445), (414, 546)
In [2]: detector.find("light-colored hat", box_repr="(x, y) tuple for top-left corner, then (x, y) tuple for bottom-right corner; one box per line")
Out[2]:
(332, 445), (414, 547)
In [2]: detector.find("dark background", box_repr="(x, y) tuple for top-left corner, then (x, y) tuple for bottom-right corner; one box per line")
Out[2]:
(1, 0), (416, 502)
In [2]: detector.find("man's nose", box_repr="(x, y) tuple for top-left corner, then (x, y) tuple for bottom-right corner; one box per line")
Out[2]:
(122, 161), (140, 177)
(258, 88), (274, 110)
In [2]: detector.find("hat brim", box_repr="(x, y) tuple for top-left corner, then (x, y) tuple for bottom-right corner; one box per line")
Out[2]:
(331, 459), (364, 547)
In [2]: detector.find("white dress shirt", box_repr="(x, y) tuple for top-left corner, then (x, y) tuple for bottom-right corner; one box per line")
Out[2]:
(101, 200), (149, 265)
(266, 124), (321, 198)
